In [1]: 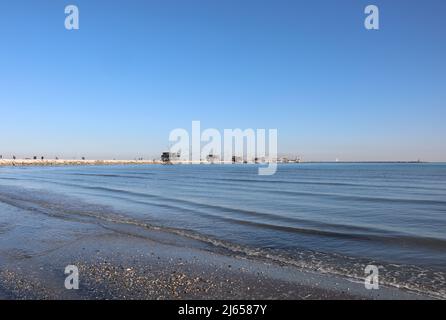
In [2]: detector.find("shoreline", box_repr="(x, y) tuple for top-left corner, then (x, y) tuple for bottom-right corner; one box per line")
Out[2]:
(0, 225), (434, 300)
(0, 159), (432, 167)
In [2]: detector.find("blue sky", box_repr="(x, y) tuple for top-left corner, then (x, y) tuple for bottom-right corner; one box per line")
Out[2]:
(0, 0), (445, 161)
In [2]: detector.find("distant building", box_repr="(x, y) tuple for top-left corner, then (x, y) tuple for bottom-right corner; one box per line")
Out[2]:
(232, 156), (243, 163)
(206, 154), (218, 163)
(161, 152), (180, 164)
(161, 152), (171, 163)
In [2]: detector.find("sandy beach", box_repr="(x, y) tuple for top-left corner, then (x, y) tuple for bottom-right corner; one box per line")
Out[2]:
(0, 223), (432, 300)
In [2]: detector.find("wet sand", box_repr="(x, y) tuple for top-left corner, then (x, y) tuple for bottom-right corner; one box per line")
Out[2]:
(0, 222), (433, 300)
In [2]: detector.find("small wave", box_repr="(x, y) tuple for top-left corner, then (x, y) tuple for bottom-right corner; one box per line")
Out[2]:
(163, 174), (446, 192)
(5, 178), (446, 251)
(70, 186), (446, 251)
(64, 173), (155, 179)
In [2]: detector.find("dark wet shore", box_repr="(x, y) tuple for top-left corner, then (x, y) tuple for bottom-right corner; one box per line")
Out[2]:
(0, 230), (434, 300)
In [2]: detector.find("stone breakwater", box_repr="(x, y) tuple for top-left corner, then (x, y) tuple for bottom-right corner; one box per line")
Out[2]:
(0, 159), (161, 167)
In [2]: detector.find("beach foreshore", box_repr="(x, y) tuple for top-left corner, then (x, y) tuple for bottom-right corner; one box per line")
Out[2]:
(0, 216), (434, 300)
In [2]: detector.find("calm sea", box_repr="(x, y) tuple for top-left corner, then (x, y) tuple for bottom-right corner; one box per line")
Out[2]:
(1, 163), (445, 297)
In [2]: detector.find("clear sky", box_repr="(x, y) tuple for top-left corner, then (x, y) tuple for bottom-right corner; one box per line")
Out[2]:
(0, 0), (445, 161)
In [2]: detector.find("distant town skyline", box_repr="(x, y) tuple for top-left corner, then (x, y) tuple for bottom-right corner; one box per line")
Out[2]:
(1, 0), (445, 162)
